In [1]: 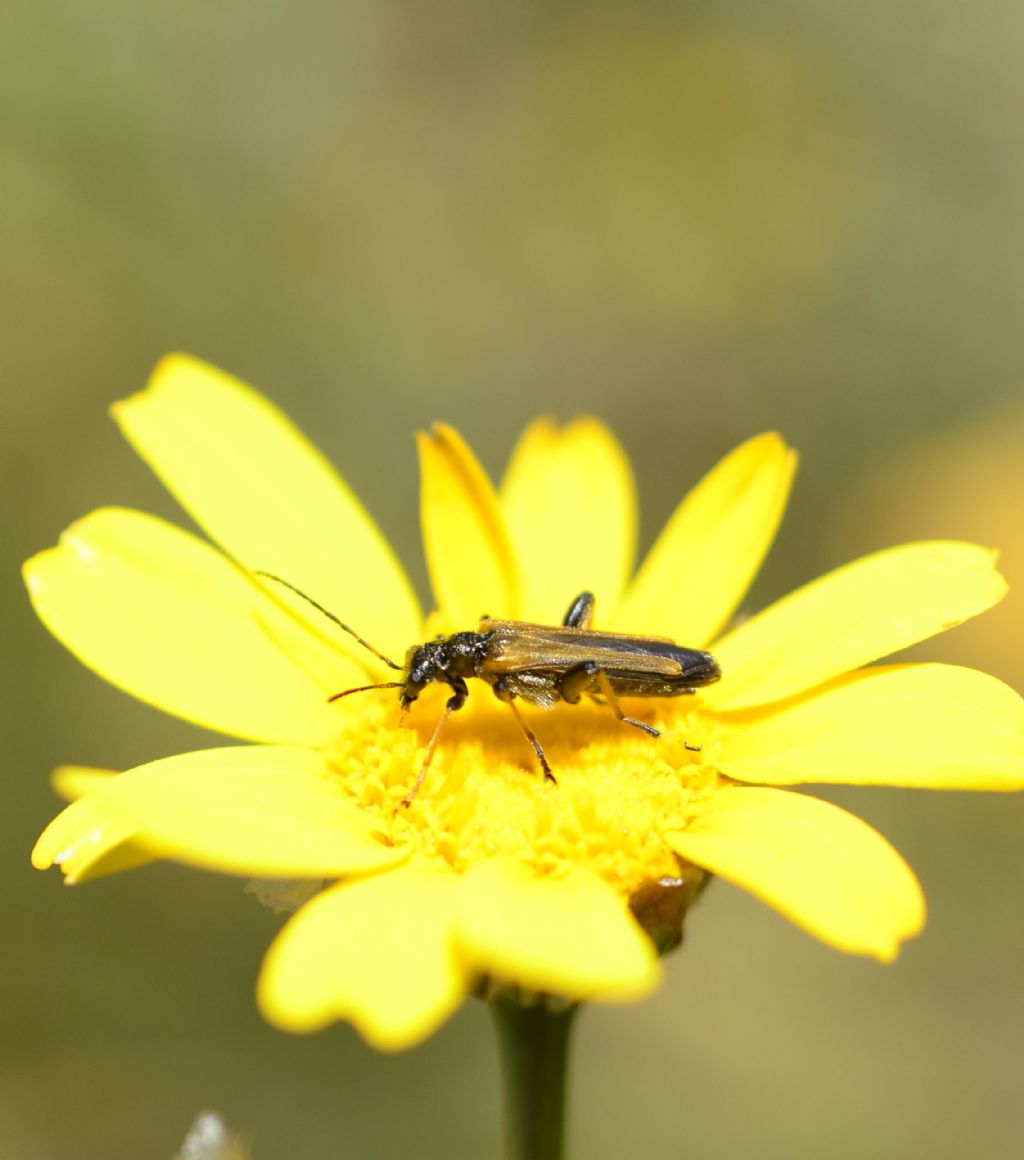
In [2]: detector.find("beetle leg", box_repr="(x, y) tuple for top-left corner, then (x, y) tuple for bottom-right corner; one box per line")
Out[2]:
(562, 591), (596, 630)
(493, 678), (557, 784)
(558, 659), (599, 704)
(558, 661), (662, 738)
(592, 668), (661, 739)
(400, 679), (468, 809)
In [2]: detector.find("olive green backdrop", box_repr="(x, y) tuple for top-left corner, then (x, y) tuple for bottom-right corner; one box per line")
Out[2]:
(3, 2), (1023, 1157)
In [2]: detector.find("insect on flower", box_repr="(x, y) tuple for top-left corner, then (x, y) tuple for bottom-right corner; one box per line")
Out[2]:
(29, 357), (1024, 1052)
(259, 575), (722, 806)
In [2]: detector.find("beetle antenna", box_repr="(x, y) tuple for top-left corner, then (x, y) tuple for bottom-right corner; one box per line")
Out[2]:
(254, 570), (403, 671)
(328, 682), (403, 703)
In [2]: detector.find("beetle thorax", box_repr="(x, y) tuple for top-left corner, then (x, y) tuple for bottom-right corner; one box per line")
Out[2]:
(401, 632), (492, 701)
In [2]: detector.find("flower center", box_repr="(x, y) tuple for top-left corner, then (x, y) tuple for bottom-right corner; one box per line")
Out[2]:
(326, 688), (719, 898)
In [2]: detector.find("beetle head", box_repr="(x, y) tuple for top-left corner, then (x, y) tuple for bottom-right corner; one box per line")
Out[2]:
(400, 641), (445, 706)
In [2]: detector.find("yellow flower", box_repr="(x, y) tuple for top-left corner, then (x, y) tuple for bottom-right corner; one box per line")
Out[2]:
(27, 356), (1024, 1051)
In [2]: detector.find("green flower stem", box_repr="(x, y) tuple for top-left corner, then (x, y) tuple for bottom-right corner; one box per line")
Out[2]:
(490, 997), (578, 1160)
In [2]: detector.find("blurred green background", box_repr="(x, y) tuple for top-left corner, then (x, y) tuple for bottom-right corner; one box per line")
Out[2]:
(4, 2), (1024, 1157)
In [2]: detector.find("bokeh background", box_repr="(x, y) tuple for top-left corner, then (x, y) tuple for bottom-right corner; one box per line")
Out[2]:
(3, 2), (1024, 1157)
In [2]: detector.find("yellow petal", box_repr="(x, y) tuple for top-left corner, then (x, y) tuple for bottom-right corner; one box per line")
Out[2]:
(455, 857), (660, 1000)
(500, 418), (636, 624)
(24, 508), (352, 745)
(714, 664), (1024, 790)
(257, 864), (468, 1049)
(85, 746), (410, 878)
(418, 424), (521, 625)
(666, 787), (925, 961)
(112, 355), (420, 661)
(613, 433), (796, 645)
(50, 764), (121, 801)
(704, 541), (1008, 711)
(32, 769), (156, 884)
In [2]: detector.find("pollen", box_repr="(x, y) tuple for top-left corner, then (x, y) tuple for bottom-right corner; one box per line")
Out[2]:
(326, 689), (719, 899)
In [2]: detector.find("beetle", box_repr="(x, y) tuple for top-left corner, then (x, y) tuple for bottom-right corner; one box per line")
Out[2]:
(258, 575), (721, 806)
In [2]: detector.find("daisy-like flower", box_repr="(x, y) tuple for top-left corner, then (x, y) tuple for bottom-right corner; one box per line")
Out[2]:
(27, 356), (1024, 1054)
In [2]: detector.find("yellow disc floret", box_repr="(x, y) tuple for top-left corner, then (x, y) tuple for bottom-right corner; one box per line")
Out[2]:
(327, 689), (718, 900)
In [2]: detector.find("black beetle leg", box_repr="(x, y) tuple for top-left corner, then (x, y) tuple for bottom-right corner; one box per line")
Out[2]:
(562, 591), (596, 629)
(558, 659), (597, 704)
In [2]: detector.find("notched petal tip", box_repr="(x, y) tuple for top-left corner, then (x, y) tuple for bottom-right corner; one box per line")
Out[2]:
(970, 545), (1007, 601)
(80, 746), (413, 879)
(418, 422), (521, 624)
(150, 350), (204, 381)
(109, 353), (423, 657)
(21, 550), (48, 596)
(32, 773), (154, 884)
(715, 663), (1024, 791)
(707, 539), (1010, 711)
(51, 764), (117, 801)
(111, 352), (213, 416)
(616, 429), (797, 646)
(426, 420), (460, 442)
(667, 787), (926, 961)
(498, 414), (636, 622)
(110, 353), (246, 445)
(256, 867), (468, 1050)
(22, 507), (347, 745)
(758, 429), (792, 449)
(515, 415), (558, 442)
(455, 858), (661, 1001)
